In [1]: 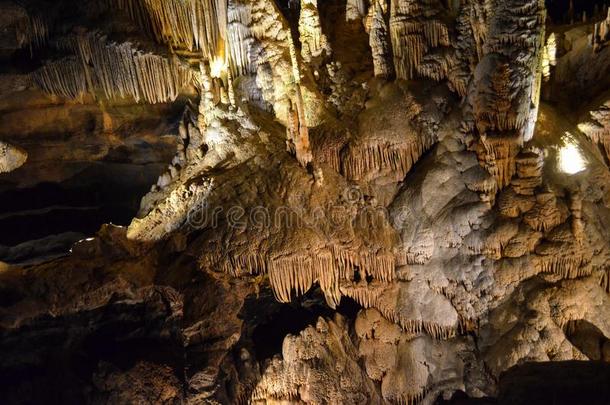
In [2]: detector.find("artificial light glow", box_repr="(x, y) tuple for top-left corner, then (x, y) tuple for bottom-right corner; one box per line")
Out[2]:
(547, 33), (557, 67)
(558, 139), (586, 175)
(541, 34), (557, 81)
(210, 57), (226, 78)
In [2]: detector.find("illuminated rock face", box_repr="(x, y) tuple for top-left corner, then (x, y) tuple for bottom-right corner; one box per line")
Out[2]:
(1, 0), (610, 404)
(0, 142), (27, 174)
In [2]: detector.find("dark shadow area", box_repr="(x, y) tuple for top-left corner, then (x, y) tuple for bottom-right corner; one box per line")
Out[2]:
(498, 361), (610, 405)
(247, 288), (362, 362)
(546, 0), (610, 24)
(0, 163), (165, 263)
(0, 297), (184, 404)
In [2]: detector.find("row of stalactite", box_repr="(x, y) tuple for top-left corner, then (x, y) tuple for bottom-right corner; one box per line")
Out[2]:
(536, 255), (592, 279)
(109, 0), (258, 78)
(592, 9), (610, 51)
(15, 14), (48, 51)
(108, 0), (226, 58)
(227, 1), (256, 76)
(476, 137), (521, 189)
(32, 58), (88, 99)
(341, 285), (460, 340)
(341, 137), (434, 181)
(390, 16), (450, 80)
(392, 388), (428, 405)
(33, 32), (193, 103)
(395, 250), (432, 266)
(205, 248), (396, 308)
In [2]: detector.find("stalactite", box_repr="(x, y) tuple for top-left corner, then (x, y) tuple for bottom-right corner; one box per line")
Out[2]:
(340, 283), (385, 310)
(341, 283), (458, 340)
(510, 149), (543, 195)
(523, 192), (563, 233)
(415, 51), (452, 82)
(369, 0), (394, 78)
(579, 100), (610, 164)
(346, 0), (367, 21)
(592, 9), (610, 52)
(288, 37), (313, 168)
(314, 250), (341, 308)
(600, 266), (610, 293)
(471, 0), (546, 146)
(314, 144), (341, 172)
(392, 388), (427, 405)
(569, 192), (584, 243)
(298, 0), (330, 63)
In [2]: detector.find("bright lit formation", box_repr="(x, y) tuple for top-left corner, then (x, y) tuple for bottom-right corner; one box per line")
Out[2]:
(210, 57), (227, 78)
(558, 134), (587, 175)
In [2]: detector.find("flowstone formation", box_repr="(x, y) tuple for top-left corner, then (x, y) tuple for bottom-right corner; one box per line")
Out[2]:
(1, 0), (610, 404)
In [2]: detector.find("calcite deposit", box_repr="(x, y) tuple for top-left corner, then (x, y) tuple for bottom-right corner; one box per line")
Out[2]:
(1, 0), (610, 404)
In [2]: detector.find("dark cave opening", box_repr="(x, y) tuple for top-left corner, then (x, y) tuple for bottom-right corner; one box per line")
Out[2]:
(0, 181), (141, 246)
(545, 0), (610, 24)
(248, 289), (362, 362)
(0, 162), (165, 263)
(564, 319), (610, 361)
